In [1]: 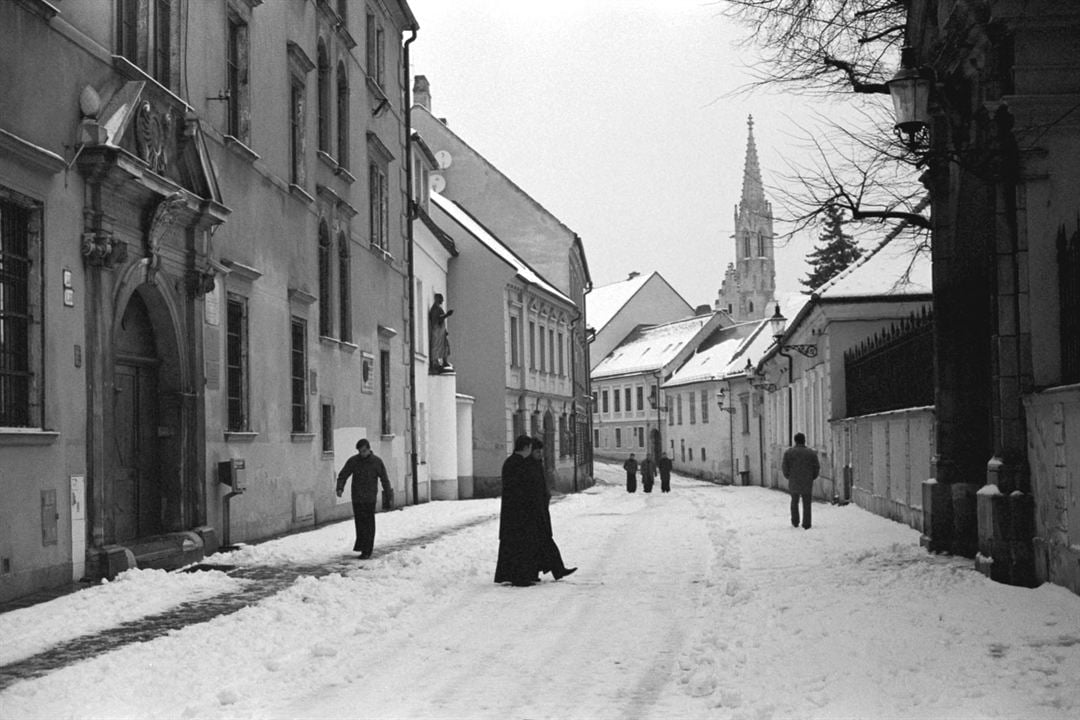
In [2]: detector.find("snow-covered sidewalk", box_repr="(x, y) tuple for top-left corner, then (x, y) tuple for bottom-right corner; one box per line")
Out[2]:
(1, 463), (1078, 719)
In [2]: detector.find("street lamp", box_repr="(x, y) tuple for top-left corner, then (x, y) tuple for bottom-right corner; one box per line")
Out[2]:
(745, 359), (776, 392)
(769, 306), (817, 358)
(648, 377), (667, 459)
(715, 388), (736, 414)
(886, 46), (933, 154)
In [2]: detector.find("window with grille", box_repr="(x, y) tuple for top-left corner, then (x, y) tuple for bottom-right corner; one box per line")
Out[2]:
(321, 403), (334, 453)
(290, 318), (308, 432)
(380, 348), (391, 435)
(225, 294), (249, 431)
(368, 162), (388, 250)
(0, 195), (39, 428)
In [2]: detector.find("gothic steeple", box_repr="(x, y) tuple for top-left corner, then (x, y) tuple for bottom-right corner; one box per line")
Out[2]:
(715, 115), (776, 322)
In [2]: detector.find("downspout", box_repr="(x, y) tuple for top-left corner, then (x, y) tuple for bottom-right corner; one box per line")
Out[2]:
(403, 26), (418, 505)
(726, 377), (736, 485)
(570, 308), (580, 492)
(778, 348), (793, 446)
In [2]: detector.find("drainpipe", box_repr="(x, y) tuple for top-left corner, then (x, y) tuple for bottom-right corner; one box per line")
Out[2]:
(777, 348), (793, 446)
(403, 26), (419, 505)
(726, 377), (736, 485)
(570, 307), (583, 492)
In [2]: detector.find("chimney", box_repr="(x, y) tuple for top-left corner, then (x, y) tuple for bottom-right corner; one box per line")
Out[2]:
(627, 271), (640, 280)
(695, 304), (713, 316)
(413, 75), (431, 111)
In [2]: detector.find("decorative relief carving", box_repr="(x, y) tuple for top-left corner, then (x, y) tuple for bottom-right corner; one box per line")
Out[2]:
(135, 101), (174, 174)
(145, 192), (187, 273)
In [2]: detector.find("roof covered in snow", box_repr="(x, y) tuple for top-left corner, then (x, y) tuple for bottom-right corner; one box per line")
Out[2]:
(664, 337), (746, 387)
(592, 314), (717, 379)
(431, 192), (571, 305)
(817, 216), (932, 300)
(585, 273), (651, 333)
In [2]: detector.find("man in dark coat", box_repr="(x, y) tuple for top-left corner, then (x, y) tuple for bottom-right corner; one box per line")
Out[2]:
(335, 438), (393, 557)
(529, 438), (576, 581)
(781, 432), (820, 529)
(640, 454), (656, 493)
(623, 453), (638, 493)
(494, 435), (545, 586)
(658, 451), (673, 493)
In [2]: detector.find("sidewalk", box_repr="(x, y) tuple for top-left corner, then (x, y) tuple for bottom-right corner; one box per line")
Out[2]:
(0, 512), (495, 691)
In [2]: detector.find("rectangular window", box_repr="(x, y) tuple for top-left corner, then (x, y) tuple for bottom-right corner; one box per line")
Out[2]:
(701, 389), (709, 424)
(741, 399), (751, 434)
(380, 348), (391, 435)
(0, 194), (40, 428)
(318, 227), (332, 337)
(226, 16), (247, 140)
(615, 428), (621, 448)
(225, 294), (249, 431)
(290, 81), (304, 184)
(366, 11), (385, 87)
(593, 428), (599, 449)
(116, 0), (173, 88)
(290, 318), (308, 432)
(321, 403), (334, 453)
(689, 392), (696, 424)
(116, 0), (138, 63)
(601, 390), (608, 414)
(676, 394), (683, 425)
(613, 388), (620, 413)
(638, 427), (645, 447)
(701, 447), (707, 461)
(510, 316), (520, 367)
(549, 329), (555, 373)
(557, 332), (564, 376)
(368, 162), (388, 250)
(539, 327), (546, 372)
(689, 447), (694, 461)
(636, 386), (644, 412)
(528, 322), (536, 369)
(624, 388), (631, 414)
(338, 235), (351, 341)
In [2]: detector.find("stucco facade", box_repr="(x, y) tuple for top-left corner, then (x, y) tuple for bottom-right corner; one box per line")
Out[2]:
(0, 0), (417, 602)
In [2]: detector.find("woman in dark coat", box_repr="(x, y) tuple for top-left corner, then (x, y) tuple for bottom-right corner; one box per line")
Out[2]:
(528, 438), (576, 581)
(494, 435), (544, 586)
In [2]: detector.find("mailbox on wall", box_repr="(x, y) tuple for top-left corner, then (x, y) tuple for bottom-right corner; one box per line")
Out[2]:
(218, 459), (247, 492)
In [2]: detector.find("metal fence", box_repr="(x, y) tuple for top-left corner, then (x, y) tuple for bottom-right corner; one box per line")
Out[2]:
(1059, 221), (1080, 384)
(844, 308), (934, 417)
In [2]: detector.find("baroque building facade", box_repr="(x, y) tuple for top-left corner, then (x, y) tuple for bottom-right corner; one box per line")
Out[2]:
(0, 0), (417, 602)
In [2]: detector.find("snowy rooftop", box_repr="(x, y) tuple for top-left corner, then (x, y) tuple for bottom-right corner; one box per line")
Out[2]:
(592, 314), (714, 379)
(431, 192), (571, 305)
(817, 224), (932, 299)
(664, 337), (745, 387)
(585, 273), (651, 333)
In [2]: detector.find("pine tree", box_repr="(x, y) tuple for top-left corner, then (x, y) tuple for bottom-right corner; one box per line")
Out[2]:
(801, 205), (862, 291)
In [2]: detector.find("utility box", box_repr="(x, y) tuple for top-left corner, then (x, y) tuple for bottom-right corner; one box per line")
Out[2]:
(218, 459), (247, 492)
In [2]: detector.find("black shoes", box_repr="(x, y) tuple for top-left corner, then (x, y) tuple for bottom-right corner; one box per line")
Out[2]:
(553, 567), (577, 580)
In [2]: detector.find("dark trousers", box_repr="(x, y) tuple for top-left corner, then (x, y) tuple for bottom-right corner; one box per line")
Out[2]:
(790, 492), (812, 529)
(660, 473), (670, 492)
(643, 477), (653, 493)
(352, 500), (377, 554)
(626, 474), (636, 493)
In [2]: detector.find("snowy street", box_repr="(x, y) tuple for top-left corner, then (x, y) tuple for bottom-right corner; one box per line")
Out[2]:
(2, 462), (1079, 719)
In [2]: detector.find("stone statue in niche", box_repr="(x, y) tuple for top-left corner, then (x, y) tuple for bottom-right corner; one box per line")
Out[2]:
(428, 293), (454, 374)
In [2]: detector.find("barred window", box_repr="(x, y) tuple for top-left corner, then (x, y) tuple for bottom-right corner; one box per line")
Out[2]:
(0, 193), (41, 428)
(225, 294), (249, 431)
(338, 232), (351, 342)
(291, 317), (308, 432)
(318, 223), (332, 337)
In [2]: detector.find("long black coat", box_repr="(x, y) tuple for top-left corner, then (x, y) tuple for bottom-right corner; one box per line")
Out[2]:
(494, 453), (544, 584)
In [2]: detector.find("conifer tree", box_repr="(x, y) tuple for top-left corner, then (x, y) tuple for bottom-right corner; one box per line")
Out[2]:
(802, 205), (862, 291)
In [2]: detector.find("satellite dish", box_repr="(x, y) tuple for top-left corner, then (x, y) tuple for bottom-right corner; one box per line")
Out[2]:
(435, 150), (452, 169)
(430, 173), (446, 193)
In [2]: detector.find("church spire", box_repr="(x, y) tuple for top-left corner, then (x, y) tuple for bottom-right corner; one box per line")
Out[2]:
(739, 115), (765, 210)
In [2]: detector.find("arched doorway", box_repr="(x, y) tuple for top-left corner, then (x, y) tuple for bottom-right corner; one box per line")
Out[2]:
(110, 292), (162, 541)
(106, 285), (187, 544)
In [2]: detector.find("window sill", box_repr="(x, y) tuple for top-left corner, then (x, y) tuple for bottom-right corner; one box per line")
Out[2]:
(334, 166), (356, 184)
(289, 183), (315, 204)
(291, 433), (316, 443)
(379, 434), (395, 441)
(340, 341), (358, 353)
(368, 245), (393, 263)
(224, 136), (260, 163)
(317, 150), (338, 171)
(319, 334), (339, 347)
(0, 429), (60, 446)
(225, 431), (258, 442)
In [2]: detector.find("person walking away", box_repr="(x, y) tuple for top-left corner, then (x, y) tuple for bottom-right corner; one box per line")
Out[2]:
(335, 438), (394, 557)
(658, 451), (673, 493)
(781, 432), (820, 529)
(495, 435), (545, 586)
(640, 454), (656, 493)
(529, 438), (576, 581)
(623, 453), (638, 493)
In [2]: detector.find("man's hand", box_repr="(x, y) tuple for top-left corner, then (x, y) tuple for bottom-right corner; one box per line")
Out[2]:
(335, 488), (343, 498)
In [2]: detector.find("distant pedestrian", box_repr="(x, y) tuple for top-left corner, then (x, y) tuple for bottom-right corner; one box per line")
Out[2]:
(781, 432), (820, 530)
(640, 454), (656, 493)
(336, 439), (394, 557)
(658, 452), (673, 493)
(623, 453), (638, 493)
(529, 438), (576, 581)
(495, 435), (545, 587)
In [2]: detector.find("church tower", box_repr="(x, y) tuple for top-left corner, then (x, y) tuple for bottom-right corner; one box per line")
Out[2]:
(715, 116), (776, 321)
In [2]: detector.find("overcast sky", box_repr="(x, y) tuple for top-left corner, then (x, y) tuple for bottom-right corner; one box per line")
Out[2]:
(407, 0), (862, 308)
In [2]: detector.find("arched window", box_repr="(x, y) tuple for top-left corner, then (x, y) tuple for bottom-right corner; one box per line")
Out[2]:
(338, 232), (351, 341)
(336, 62), (349, 168)
(742, 231), (752, 258)
(316, 41), (330, 153)
(318, 222), (332, 337)
(757, 231), (766, 257)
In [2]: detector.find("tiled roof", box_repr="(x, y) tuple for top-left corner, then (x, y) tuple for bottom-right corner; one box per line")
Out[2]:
(592, 314), (713, 379)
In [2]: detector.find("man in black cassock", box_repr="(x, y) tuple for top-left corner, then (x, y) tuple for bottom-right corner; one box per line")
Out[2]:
(528, 438), (576, 581)
(494, 435), (544, 586)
